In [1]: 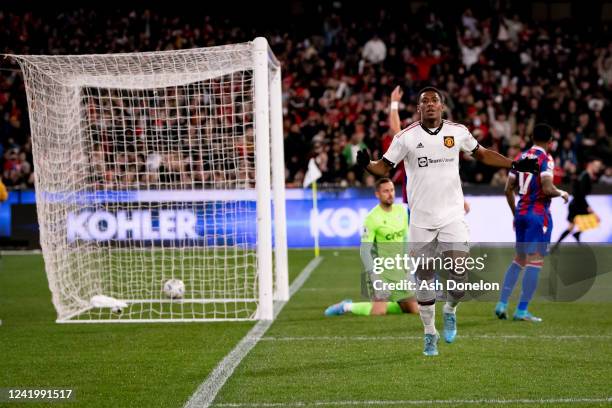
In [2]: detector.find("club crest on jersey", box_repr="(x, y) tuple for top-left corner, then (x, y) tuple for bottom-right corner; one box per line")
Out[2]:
(443, 136), (455, 148)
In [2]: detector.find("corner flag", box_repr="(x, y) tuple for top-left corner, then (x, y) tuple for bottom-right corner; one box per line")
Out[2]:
(303, 158), (322, 257)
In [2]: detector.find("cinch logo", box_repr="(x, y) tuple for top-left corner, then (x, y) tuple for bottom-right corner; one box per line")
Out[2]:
(418, 157), (428, 167)
(67, 210), (198, 242)
(385, 230), (405, 240)
(310, 208), (369, 238)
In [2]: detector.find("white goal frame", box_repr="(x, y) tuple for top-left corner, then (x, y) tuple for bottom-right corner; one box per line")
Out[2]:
(9, 37), (288, 323)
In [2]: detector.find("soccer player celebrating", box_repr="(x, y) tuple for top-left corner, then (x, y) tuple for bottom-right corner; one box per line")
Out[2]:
(388, 86), (471, 215)
(324, 178), (418, 317)
(495, 124), (569, 322)
(357, 87), (539, 356)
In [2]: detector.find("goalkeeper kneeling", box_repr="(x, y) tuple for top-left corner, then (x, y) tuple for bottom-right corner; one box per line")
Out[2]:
(325, 178), (418, 316)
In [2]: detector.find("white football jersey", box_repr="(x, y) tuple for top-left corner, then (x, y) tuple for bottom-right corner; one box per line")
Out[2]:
(383, 120), (479, 229)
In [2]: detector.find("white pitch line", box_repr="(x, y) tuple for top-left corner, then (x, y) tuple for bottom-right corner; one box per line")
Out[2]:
(0, 249), (42, 255)
(213, 397), (612, 407)
(261, 334), (612, 341)
(184, 256), (324, 408)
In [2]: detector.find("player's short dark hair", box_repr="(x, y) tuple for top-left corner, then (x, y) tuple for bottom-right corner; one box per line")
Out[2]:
(417, 87), (445, 104)
(375, 178), (393, 190)
(532, 123), (553, 142)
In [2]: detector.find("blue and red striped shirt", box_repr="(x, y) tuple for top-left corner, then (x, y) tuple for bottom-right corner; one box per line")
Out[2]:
(512, 146), (555, 216)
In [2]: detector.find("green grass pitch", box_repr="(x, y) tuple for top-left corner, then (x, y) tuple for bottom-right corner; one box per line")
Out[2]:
(1, 249), (611, 407)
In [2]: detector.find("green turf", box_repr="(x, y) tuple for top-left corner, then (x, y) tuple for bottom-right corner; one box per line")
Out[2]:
(1, 248), (611, 407)
(214, 248), (612, 408)
(0, 251), (311, 408)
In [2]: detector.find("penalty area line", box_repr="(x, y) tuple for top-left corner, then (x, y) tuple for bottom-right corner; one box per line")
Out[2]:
(183, 256), (324, 408)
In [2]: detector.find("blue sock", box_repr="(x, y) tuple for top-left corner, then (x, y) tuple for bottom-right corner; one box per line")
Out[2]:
(499, 261), (523, 304)
(518, 263), (542, 312)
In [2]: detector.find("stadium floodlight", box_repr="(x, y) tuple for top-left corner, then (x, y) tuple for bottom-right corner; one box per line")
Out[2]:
(8, 37), (288, 322)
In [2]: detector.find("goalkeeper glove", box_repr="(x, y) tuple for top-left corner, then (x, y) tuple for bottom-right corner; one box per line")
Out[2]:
(511, 157), (539, 174)
(356, 149), (370, 169)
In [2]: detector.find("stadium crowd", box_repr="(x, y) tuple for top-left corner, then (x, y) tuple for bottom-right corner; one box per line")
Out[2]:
(0, 5), (611, 190)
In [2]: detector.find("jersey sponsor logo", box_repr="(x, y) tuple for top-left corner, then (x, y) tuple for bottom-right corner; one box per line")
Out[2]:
(417, 142), (424, 148)
(426, 157), (456, 165)
(418, 157), (428, 167)
(443, 136), (455, 148)
(385, 230), (405, 241)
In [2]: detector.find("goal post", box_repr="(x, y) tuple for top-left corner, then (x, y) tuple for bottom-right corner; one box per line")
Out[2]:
(9, 37), (288, 323)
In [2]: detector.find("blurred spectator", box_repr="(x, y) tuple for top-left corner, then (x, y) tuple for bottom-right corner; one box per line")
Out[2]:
(0, 5), (610, 191)
(490, 168), (508, 187)
(600, 167), (612, 185)
(362, 34), (387, 65)
(342, 125), (368, 168)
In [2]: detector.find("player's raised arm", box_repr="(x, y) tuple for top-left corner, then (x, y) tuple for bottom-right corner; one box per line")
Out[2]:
(389, 86), (403, 135)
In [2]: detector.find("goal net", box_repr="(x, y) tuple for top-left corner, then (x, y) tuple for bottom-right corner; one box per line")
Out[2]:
(10, 37), (289, 323)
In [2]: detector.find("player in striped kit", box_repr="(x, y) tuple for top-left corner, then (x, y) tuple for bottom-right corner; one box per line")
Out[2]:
(495, 124), (569, 322)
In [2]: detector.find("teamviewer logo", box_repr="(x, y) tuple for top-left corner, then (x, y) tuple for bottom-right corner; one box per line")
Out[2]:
(418, 157), (428, 167)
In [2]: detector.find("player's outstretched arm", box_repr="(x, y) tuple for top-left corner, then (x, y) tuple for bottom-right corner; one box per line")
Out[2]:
(474, 146), (539, 173)
(357, 149), (393, 177)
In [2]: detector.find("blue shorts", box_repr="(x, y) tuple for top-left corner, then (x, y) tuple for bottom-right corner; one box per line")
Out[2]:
(515, 212), (553, 256)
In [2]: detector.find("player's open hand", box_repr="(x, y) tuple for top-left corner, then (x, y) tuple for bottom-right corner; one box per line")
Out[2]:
(511, 157), (539, 174)
(559, 190), (569, 203)
(356, 149), (370, 169)
(391, 86), (403, 102)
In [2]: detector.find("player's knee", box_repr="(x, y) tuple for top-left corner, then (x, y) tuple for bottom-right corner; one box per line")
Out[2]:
(448, 269), (468, 301)
(400, 298), (419, 314)
(526, 253), (544, 264)
(415, 267), (435, 281)
(513, 255), (526, 267)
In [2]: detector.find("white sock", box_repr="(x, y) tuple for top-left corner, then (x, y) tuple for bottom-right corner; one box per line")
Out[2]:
(418, 304), (437, 335)
(443, 301), (458, 314)
(343, 302), (353, 312)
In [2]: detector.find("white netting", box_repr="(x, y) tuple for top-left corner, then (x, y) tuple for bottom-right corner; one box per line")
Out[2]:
(11, 41), (282, 322)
